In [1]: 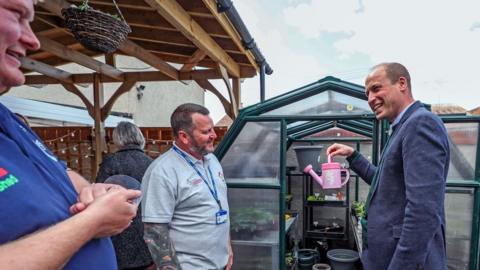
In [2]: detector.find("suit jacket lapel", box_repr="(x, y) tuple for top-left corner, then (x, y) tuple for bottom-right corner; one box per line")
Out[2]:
(368, 101), (424, 204)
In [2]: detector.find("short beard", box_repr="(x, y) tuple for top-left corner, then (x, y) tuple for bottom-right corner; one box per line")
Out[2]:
(189, 144), (210, 157)
(187, 132), (212, 157)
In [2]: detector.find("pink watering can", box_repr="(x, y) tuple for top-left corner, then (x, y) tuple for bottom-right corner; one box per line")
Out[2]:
(303, 154), (350, 189)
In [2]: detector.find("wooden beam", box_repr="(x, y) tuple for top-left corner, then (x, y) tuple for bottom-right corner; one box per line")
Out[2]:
(34, 13), (64, 29)
(118, 39), (178, 80)
(201, 0), (258, 72)
(180, 49), (207, 71)
(233, 77), (241, 113)
(25, 69), (230, 84)
(195, 79), (234, 119)
(37, 0), (70, 17)
(105, 53), (116, 67)
(28, 43), (84, 61)
(68, 0), (154, 11)
(101, 78), (137, 121)
(219, 64), (237, 118)
(145, 0), (241, 77)
(37, 35), (125, 81)
(93, 73), (106, 177)
(21, 57), (74, 84)
(60, 82), (94, 118)
(35, 27), (67, 39)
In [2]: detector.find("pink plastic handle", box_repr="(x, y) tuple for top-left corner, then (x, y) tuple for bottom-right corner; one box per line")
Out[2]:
(340, 168), (350, 186)
(327, 154), (332, 163)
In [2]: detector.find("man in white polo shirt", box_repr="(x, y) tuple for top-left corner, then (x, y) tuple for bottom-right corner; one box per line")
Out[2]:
(142, 103), (233, 270)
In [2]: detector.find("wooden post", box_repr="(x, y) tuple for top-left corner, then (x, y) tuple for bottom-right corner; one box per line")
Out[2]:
(233, 77), (241, 115)
(92, 73), (106, 180)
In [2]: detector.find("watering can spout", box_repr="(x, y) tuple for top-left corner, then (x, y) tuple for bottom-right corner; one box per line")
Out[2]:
(304, 164), (324, 187)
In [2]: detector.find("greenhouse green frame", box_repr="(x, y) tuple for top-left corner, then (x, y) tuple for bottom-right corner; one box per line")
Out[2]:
(215, 76), (480, 270)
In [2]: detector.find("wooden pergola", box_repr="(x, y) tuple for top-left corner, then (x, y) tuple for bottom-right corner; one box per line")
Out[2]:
(21, 0), (270, 174)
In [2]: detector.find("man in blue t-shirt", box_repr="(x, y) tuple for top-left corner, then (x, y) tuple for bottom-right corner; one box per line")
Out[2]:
(0, 1), (141, 269)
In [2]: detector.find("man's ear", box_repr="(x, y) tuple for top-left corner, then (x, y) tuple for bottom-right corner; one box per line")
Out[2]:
(178, 130), (190, 145)
(397, 77), (408, 92)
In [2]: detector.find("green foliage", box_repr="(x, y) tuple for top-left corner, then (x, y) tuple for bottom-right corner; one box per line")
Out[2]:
(352, 201), (365, 218)
(307, 194), (324, 201)
(78, 2), (89, 11)
(76, 3), (122, 21)
(285, 252), (294, 267)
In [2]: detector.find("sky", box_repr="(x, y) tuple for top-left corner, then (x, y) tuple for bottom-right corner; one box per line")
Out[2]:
(206, 0), (480, 122)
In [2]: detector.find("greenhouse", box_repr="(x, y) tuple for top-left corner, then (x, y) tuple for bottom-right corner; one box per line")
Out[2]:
(215, 76), (480, 270)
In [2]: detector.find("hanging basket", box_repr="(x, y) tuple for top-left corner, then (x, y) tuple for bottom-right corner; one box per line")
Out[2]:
(62, 1), (131, 53)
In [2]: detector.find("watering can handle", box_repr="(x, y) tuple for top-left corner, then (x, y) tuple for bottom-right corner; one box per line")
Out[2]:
(327, 154), (332, 163)
(341, 169), (350, 186)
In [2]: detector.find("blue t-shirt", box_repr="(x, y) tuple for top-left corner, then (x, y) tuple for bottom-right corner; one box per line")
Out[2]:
(0, 104), (116, 270)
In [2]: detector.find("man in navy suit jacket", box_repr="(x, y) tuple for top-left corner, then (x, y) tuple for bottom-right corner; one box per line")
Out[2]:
(327, 63), (450, 270)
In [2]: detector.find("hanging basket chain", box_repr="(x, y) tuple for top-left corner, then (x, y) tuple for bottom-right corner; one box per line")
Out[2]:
(111, 0), (127, 23)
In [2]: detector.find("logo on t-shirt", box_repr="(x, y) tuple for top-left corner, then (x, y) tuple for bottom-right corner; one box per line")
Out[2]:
(34, 139), (58, 162)
(0, 168), (19, 192)
(190, 178), (203, 185)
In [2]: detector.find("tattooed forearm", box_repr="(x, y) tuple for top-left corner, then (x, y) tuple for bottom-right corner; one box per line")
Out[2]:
(144, 223), (182, 270)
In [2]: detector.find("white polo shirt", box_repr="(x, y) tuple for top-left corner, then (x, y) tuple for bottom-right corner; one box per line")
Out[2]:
(142, 144), (230, 270)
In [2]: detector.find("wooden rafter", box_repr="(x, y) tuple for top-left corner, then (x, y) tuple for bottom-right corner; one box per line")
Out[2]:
(118, 40), (179, 80)
(100, 78), (137, 121)
(201, 0), (258, 72)
(24, 68), (257, 85)
(218, 64), (237, 118)
(21, 57), (74, 84)
(60, 82), (94, 117)
(145, 0), (241, 77)
(37, 35), (125, 81)
(37, 0), (69, 16)
(195, 79), (234, 119)
(180, 49), (207, 71)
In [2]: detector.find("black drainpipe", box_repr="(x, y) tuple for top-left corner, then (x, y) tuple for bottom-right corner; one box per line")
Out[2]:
(217, 0), (272, 102)
(260, 62), (266, 101)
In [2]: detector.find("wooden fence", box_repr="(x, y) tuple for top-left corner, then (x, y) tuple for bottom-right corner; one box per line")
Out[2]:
(32, 126), (228, 181)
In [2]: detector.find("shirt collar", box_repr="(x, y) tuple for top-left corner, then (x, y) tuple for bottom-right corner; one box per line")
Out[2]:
(391, 101), (415, 128)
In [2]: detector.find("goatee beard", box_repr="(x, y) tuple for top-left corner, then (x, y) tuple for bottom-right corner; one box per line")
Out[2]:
(189, 144), (212, 157)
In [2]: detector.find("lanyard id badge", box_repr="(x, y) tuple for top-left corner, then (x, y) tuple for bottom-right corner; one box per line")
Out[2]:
(216, 209), (228, 225)
(173, 146), (228, 225)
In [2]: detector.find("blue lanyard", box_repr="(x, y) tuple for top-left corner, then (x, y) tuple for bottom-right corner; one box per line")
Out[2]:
(172, 146), (222, 210)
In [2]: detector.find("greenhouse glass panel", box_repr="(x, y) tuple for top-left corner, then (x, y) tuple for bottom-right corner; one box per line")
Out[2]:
(287, 120), (308, 129)
(445, 122), (478, 180)
(262, 90), (370, 116)
(445, 187), (474, 270)
(228, 188), (280, 270)
(221, 121), (281, 185)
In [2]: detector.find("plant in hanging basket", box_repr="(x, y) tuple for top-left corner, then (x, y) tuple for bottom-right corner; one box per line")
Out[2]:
(62, 1), (131, 53)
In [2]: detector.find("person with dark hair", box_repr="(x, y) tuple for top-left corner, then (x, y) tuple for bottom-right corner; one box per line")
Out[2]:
(142, 103), (233, 270)
(327, 63), (450, 269)
(97, 121), (154, 270)
(0, 1), (141, 269)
